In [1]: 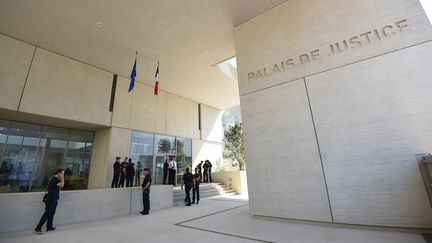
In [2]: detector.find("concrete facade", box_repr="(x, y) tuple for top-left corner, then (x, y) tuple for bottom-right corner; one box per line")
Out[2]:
(0, 33), (224, 190)
(0, 185), (173, 233)
(235, 0), (432, 228)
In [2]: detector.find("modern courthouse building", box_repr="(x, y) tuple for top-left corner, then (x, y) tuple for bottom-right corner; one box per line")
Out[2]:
(1, 0), (432, 232)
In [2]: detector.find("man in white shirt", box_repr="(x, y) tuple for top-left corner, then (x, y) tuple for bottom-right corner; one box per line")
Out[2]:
(168, 157), (177, 186)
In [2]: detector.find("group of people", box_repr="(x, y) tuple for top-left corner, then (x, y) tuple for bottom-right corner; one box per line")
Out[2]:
(111, 156), (152, 216)
(163, 157), (177, 186)
(35, 166), (152, 234)
(34, 157), (216, 234)
(111, 157), (143, 188)
(181, 167), (201, 206)
(195, 160), (213, 183)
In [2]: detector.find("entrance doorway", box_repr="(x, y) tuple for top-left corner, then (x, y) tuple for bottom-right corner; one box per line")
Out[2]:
(154, 154), (176, 185)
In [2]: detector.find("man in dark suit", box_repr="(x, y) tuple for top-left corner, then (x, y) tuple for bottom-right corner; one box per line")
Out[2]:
(163, 159), (169, 185)
(35, 169), (64, 234)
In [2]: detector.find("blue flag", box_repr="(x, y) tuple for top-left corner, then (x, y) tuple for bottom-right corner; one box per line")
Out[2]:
(128, 57), (137, 92)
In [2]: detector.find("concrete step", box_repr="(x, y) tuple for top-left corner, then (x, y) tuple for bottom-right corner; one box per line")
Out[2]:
(172, 182), (236, 206)
(173, 192), (237, 206)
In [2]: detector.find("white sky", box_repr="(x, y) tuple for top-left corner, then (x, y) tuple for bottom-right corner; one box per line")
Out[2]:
(420, 0), (432, 24)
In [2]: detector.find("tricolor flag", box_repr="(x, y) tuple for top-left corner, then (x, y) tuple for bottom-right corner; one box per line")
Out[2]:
(128, 56), (137, 92)
(154, 62), (159, 95)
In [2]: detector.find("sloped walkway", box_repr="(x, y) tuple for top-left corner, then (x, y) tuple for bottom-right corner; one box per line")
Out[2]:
(0, 196), (427, 243)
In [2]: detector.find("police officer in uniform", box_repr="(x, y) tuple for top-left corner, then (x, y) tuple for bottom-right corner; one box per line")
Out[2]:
(119, 157), (128, 187)
(140, 168), (152, 215)
(202, 161), (209, 183)
(192, 172), (200, 204)
(111, 157), (121, 188)
(125, 158), (135, 187)
(181, 168), (194, 206)
(163, 159), (169, 185)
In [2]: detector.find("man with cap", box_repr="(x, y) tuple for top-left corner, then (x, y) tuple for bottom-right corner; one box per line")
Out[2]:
(140, 168), (152, 215)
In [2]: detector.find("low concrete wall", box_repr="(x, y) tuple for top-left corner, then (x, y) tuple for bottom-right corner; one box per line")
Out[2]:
(212, 171), (248, 196)
(0, 185), (173, 233)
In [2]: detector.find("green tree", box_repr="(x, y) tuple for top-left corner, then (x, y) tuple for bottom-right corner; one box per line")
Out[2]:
(176, 140), (185, 156)
(223, 123), (246, 170)
(158, 138), (172, 153)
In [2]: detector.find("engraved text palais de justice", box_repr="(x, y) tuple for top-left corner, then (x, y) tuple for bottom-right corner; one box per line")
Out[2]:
(247, 19), (409, 80)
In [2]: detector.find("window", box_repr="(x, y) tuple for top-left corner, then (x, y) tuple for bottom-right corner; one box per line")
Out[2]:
(130, 131), (154, 171)
(0, 119), (94, 193)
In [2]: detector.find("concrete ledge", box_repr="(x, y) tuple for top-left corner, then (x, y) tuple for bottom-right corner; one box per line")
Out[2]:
(0, 185), (173, 233)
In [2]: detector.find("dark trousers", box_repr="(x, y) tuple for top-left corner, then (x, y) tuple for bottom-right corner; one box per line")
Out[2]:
(111, 173), (120, 188)
(203, 171), (208, 183)
(119, 174), (125, 187)
(36, 200), (58, 230)
(135, 172), (141, 186)
(142, 190), (150, 213)
(193, 185), (200, 203)
(209, 171), (212, 182)
(163, 170), (168, 184)
(185, 183), (192, 205)
(126, 176), (134, 187)
(168, 169), (176, 186)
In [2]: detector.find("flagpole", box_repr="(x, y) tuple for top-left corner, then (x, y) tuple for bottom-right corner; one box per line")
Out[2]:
(153, 61), (159, 135)
(128, 51), (138, 129)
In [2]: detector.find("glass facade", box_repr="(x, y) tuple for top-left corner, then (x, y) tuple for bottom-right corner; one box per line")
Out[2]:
(130, 132), (154, 171)
(0, 119), (94, 193)
(131, 131), (192, 185)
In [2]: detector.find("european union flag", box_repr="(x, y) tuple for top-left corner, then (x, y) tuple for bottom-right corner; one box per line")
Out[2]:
(128, 57), (137, 92)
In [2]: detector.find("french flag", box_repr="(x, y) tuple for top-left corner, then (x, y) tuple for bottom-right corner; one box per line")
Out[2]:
(154, 62), (159, 95)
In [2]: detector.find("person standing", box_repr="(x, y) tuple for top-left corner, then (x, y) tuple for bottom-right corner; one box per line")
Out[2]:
(119, 157), (128, 187)
(198, 161), (203, 180)
(135, 161), (142, 186)
(207, 160), (213, 183)
(181, 168), (194, 206)
(35, 169), (64, 234)
(125, 158), (135, 187)
(168, 157), (177, 186)
(111, 157), (121, 188)
(203, 161), (209, 183)
(140, 168), (152, 215)
(163, 159), (169, 185)
(192, 172), (200, 204)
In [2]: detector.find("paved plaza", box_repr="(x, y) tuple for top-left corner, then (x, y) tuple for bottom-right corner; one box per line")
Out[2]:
(0, 196), (429, 243)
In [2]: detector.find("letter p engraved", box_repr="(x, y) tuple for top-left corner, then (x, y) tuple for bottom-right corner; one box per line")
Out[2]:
(248, 72), (255, 80)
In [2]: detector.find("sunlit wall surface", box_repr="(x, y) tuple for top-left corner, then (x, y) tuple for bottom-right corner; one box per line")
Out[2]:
(420, 0), (432, 24)
(0, 119), (93, 193)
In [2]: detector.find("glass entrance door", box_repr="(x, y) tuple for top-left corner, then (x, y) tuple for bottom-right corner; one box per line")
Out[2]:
(154, 155), (166, 185)
(154, 154), (175, 185)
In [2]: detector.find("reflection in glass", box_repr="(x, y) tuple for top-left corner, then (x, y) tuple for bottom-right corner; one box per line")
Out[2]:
(131, 132), (154, 173)
(3, 122), (42, 192)
(0, 119), (10, 192)
(63, 130), (93, 190)
(130, 132), (192, 185)
(176, 138), (192, 184)
(155, 135), (176, 154)
(0, 119), (94, 193)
